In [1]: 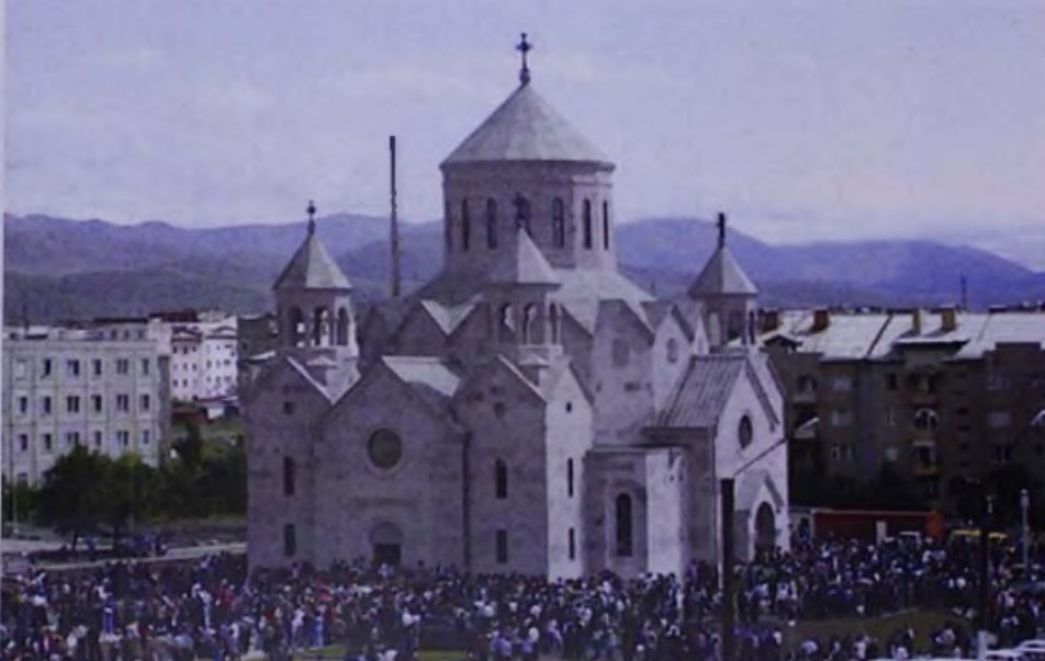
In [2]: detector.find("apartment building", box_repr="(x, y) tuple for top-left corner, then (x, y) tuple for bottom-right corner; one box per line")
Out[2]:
(763, 306), (1045, 510)
(2, 326), (171, 485)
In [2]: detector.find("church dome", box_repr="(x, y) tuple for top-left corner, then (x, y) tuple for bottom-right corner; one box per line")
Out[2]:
(441, 83), (612, 168)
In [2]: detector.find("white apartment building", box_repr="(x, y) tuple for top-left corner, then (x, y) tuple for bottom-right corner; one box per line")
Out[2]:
(2, 326), (171, 486)
(165, 319), (238, 402)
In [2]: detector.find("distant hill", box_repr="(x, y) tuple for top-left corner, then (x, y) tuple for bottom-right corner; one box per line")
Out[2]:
(4, 213), (1043, 322)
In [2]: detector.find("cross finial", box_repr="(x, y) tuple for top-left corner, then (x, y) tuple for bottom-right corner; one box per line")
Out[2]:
(717, 212), (727, 248)
(307, 200), (317, 235)
(516, 33), (532, 85)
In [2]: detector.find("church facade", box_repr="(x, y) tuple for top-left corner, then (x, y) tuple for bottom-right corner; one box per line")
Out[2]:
(244, 49), (789, 578)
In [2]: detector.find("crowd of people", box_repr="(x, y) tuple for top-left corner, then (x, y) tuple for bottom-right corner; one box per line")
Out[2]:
(1, 536), (1043, 660)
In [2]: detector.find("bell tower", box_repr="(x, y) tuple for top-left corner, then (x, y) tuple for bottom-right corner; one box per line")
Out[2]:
(273, 201), (359, 365)
(688, 213), (759, 349)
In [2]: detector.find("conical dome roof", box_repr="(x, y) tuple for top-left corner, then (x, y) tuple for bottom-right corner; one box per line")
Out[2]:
(688, 244), (758, 297)
(442, 83), (611, 167)
(273, 228), (351, 291)
(485, 226), (561, 287)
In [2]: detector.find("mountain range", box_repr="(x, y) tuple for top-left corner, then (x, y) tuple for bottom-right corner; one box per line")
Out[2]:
(5, 213), (1044, 323)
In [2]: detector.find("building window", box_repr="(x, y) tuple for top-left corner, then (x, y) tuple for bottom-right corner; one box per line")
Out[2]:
(282, 401), (294, 416)
(512, 193), (531, 234)
(42, 434), (53, 452)
(914, 408), (939, 431)
(92, 395), (103, 413)
(368, 429), (403, 470)
(495, 459), (508, 499)
(65, 431), (80, 447)
(17, 397), (28, 415)
(140, 394), (151, 411)
(569, 527), (576, 560)
(93, 431), (103, 448)
(831, 376), (852, 392)
(117, 430), (130, 447)
(667, 338), (679, 364)
(19, 434), (30, 452)
(283, 457), (296, 496)
(42, 396), (52, 415)
(141, 358), (150, 375)
(66, 359), (81, 377)
(615, 493), (633, 557)
(583, 199), (593, 249)
(495, 529), (508, 564)
(486, 198), (498, 249)
(461, 200), (471, 251)
(66, 396), (81, 414)
(830, 410), (853, 427)
(142, 430), (151, 445)
(14, 359), (28, 379)
(92, 359), (103, 377)
(567, 458), (574, 498)
(116, 394), (130, 412)
(797, 375), (817, 395)
(602, 201), (610, 250)
(116, 359), (130, 375)
(41, 358), (53, 377)
(988, 411), (1012, 429)
(552, 198), (566, 248)
(886, 373), (898, 390)
(283, 524), (297, 557)
(738, 415), (754, 448)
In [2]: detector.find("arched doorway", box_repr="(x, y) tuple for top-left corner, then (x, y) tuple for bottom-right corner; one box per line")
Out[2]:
(755, 503), (777, 551)
(370, 521), (403, 567)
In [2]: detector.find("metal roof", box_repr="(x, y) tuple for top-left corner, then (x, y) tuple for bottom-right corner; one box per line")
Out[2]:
(654, 353), (746, 429)
(485, 227), (561, 287)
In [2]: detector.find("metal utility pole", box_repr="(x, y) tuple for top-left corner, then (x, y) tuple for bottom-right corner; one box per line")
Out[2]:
(389, 135), (401, 299)
(721, 478), (736, 661)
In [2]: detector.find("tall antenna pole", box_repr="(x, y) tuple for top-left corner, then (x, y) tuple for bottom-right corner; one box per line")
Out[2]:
(389, 135), (401, 298)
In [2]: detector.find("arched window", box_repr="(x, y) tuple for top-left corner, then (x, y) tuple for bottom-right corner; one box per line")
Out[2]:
(495, 459), (508, 499)
(498, 304), (514, 342)
(486, 198), (498, 249)
(567, 458), (574, 497)
(548, 304), (560, 344)
(602, 201), (610, 250)
(283, 457), (296, 496)
(568, 527), (576, 560)
(728, 310), (744, 341)
(312, 307), (330, 346)
(738, 415), (754, 448)
(289, 308), (306, 347)
(552, 198), (566, 248)
(615, 493), (633, 557)
(797, 375), (818, 394)
(583, 199), (593, 249)
(513, 193), (531, 234)
(336, 308), (351, 346)
(522, 303), (539, 344)
(444, 202), (452, 252)
(461, 200), (471, 251)
(667, 338), (679, 364)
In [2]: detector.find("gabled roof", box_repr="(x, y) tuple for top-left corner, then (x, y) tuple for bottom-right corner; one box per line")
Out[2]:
(485, 227), (561, 287)
(688, 245), (758, 298)
(442, 83), (611, 167)
(273, 229), (352, 291)
(654, 354), (746, 429)
(380, 356), (462, 402)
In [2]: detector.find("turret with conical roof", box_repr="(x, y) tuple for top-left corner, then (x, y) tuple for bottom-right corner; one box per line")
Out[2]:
(689, 213), (759, 349)
(274, 201), (358, 357)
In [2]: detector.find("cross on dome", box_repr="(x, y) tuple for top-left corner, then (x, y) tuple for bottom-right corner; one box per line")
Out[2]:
(307, 200), (317, 235)
(516, 33), (532, 85)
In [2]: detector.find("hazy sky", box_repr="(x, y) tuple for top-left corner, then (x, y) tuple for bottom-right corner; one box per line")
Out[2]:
(7, 1), (1045, 267)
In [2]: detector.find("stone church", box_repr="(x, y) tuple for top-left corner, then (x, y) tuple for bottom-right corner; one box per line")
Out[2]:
(245, 42), (789, 578)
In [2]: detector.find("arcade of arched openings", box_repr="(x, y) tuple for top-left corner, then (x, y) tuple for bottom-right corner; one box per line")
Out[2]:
(284, 305), (353, 348)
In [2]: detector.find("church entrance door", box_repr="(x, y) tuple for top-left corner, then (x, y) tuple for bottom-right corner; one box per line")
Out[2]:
(370, 521), (404, 567)
(755, 503), (777, 551)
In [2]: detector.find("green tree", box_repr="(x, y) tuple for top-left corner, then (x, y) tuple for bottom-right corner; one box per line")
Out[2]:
(35, 446), (110, 550)
(101, 454), (161, 547)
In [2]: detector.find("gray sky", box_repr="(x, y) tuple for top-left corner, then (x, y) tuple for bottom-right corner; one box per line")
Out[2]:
(7, 0), (1045, 268)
